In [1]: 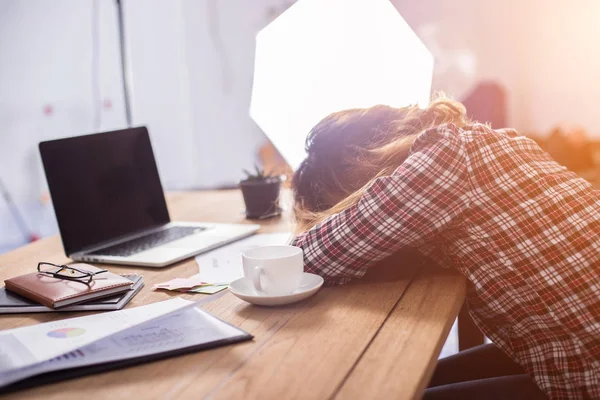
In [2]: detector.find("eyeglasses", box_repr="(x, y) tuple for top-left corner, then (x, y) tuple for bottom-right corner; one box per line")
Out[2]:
(37, 262), (107, 285)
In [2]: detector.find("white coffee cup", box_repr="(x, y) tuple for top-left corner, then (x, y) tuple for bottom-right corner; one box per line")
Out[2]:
(242, 245), (304, 295)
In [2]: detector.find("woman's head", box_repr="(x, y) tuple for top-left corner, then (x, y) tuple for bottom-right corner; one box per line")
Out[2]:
(293, 95), (471, 232)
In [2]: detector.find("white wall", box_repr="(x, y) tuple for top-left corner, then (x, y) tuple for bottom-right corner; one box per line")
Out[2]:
(0, 0), (126, 202)
(123, 0), (197, 189)
(519, 0), (600, 134)
(0, 0), (287, 197)
(179, 0), (273, 188)
(0, 0), (289, 248)
(0, 0), (127, 247)
(395, 0), (600, 135)
(123, 0), (292, 190)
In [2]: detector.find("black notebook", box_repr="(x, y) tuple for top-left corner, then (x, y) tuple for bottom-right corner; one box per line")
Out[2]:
(0, 274), (143, 313)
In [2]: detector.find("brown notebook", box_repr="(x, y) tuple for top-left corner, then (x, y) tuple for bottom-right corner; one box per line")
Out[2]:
(4, 264), (133, 309)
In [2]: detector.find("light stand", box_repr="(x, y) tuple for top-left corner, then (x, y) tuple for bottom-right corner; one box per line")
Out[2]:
(115, 0), (133, 127)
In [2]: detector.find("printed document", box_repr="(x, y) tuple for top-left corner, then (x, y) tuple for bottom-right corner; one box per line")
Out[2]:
(0, 292), (248, 389)
(0, 298), (191, 372)
(195, 232), (292, 284)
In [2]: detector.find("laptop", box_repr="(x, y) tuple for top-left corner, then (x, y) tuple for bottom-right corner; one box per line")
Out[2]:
(39, 126), (259, 267)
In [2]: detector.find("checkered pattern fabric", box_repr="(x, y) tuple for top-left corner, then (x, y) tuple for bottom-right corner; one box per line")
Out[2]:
(291, 123), (600, 399)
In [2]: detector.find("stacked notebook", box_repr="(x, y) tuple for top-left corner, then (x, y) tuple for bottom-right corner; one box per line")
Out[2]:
(1, 265), (143, 313)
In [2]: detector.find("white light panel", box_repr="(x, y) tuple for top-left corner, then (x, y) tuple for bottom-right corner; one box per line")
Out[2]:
(250, 0), (434, 170)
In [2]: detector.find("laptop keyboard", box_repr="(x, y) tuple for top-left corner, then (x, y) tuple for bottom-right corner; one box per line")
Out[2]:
(89, 226), (206, 257)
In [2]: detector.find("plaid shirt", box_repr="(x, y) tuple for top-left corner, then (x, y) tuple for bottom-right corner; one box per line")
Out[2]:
(291, 123), (600, 399)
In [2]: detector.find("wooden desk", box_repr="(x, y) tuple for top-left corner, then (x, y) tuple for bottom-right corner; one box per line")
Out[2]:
(0, 190), (466, 400)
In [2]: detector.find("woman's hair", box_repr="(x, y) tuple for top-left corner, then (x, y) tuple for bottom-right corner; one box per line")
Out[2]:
(292, 94), (471, 233)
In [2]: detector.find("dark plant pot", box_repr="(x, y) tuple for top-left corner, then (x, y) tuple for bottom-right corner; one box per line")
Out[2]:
(239, 177), (281, 219)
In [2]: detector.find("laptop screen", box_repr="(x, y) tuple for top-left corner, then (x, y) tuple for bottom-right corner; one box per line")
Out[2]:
(39, 127), (170, 255)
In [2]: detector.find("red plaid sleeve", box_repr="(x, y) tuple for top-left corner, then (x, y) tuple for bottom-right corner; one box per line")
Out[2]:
(291, 125), (472, 285)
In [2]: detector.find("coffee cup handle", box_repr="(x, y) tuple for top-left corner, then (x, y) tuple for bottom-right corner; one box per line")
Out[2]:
(252, 266), (264, 293)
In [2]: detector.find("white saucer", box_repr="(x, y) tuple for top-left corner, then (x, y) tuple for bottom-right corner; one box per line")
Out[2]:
(229, 273), (324, 306)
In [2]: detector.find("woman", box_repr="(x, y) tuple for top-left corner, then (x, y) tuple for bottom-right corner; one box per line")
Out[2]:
(290, 96), (600, 400)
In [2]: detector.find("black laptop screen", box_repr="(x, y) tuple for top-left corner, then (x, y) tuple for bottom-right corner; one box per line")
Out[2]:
(39, 127), (171, 255)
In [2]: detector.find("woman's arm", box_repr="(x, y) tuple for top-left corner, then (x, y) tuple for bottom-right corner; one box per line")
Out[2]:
(290, 125), (472, 285)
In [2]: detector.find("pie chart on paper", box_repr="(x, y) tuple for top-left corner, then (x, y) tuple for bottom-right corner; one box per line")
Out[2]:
(46, 327), (86, 339)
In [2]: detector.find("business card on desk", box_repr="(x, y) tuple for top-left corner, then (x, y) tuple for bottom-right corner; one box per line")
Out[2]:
(153, 275), (227, 294)
(186, 284), (228, 294)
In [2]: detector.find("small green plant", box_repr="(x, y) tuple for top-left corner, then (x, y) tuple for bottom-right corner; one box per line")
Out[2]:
(242, 164), (276, 181)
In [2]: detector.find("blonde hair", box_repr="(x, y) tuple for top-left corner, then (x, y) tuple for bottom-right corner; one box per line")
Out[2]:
(293, 94), (471, 233)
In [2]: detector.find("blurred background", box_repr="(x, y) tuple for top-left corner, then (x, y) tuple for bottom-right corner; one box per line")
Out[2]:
(2, 0), (600, 254)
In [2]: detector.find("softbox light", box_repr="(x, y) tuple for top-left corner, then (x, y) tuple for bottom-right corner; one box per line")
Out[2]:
(250, 0), (434, 170)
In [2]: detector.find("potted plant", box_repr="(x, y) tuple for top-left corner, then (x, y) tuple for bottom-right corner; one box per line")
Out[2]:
(239, 165), (282, 219)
